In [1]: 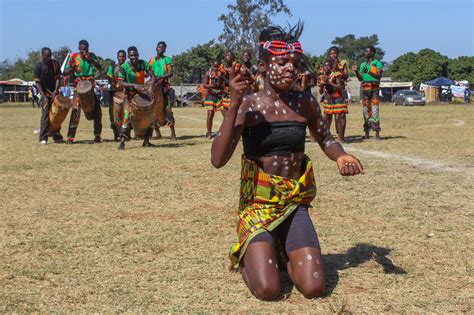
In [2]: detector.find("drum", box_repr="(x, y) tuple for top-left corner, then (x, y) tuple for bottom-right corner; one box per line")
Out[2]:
(130, 91), (155, 138)
(76, 80), (96, 120)
(48, 94), (72, 134)
(113, 91), (127, 128)
(145, 81), (166, 126)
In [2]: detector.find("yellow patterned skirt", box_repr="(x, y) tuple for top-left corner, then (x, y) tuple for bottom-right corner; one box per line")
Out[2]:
(229, 155), (317, 269)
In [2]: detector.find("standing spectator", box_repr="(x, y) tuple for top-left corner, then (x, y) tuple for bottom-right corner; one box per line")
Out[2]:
(464, 88), (470, 103)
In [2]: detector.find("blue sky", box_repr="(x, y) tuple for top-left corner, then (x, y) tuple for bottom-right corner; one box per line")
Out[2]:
(0, 0), (472, 63)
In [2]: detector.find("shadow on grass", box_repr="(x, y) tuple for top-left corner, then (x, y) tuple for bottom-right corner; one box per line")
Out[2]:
(322, 243), (407, 296)
(125, 142), (198, 150)
(177, 135), (207, 141)
(278, 243), (406, 299)
(343, 135), (407, 144)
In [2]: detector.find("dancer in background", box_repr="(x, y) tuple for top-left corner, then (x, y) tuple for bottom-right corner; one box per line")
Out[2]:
(353, 46), (383, 140)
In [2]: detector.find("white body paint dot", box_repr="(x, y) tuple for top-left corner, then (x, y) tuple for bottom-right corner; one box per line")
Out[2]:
(313, 271), (319, 279)
(237, 109), (242, 114)
(263, 110), (266, 114)
(268, 259), (273, 264)
(274, 100), (280, 107)
(275, 264), (278, 269)
(306, 254), (312, 261)
(284, 166), (289, 170)
(272, 57), (276, 61)
(273, 161), (278, 166)
(298, 261), (303, 266)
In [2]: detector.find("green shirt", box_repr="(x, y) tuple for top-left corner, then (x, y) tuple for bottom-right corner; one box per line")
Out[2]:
(148, 55), (173, 77)
(118, 60), (150, 84)
(107, 65), (114, 78)
(359, 59), (383, 82)
(65, 52), (99, 77)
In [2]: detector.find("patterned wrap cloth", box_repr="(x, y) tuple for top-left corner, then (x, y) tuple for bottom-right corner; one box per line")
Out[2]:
(230, 155), (317, 268)
(320, 71), (349, 115)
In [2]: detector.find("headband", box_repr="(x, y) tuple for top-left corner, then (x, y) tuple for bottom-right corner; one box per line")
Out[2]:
(260, 40), (303, 55)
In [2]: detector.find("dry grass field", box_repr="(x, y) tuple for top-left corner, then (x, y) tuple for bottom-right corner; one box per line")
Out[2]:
(1, 102), (473, 313)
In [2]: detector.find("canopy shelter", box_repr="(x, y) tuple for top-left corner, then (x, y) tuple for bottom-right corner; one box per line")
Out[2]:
(380, 81), (412, 88)
(426, 77), (454, 87)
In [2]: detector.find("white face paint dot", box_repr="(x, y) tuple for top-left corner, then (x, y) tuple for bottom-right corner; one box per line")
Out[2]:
(315, 259), (320, 265)
(257, 97), (260, 101)
(306, 254), (313, 261)
(283, 160), (289, 165)
(284, 166), (289, 170)
(273, 156), (277, 159)
(275, 110), (278, 115)
(253, 93), (257, 96)
(273, 161), (278, 166)
(275, 264), (278, 269)
(290, 54), (294, 57)
(268, 259), (273, 264)
(274, 100), (280, 107)
(249, 107), (253, 112)
(243, 97), (247, 102)
(292, 161), (297, 166)
(317, 129), (321, 132)
(313, 271), (319, 279)
(271, 70), (275, 75)
(218, 132), (222, 136)
(267, 90), (271, 95)
(298, 261), (303, 266)
(263, 110), (266, 115)
(320, 121), (323, 126)
(257, 104), (261, 108)
(283, 109), (287, 114)
(272, 57), (276, 61)
(237, 109), (242, 114)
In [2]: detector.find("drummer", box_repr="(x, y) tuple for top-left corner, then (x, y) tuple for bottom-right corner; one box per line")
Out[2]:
(33, 47), (62, 144)
(106, 49), (127, 140)
(117, 46), (156, 150)
(64, 39), (103, 144)
(148, 41), (177, 141)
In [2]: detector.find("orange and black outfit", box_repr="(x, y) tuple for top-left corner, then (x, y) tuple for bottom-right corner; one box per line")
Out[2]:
(219, 63), (241, 108)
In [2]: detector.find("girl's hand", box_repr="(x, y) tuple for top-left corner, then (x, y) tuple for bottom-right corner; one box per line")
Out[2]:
(336, 154), (364, 176)
(229, 73), (248, 108)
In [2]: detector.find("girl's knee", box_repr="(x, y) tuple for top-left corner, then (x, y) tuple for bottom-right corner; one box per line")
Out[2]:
(253, 282), (281, 301)
(298, 277), (325, 299)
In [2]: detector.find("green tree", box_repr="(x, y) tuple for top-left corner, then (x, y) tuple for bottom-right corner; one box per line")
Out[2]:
(330, 34), (385, 67)
(389, 49), (449, 85)
(218, 0), (291, 56)
(52, 46), (71, 67)
(448, 56), (474, 82)
(171, 40), (225, 85)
